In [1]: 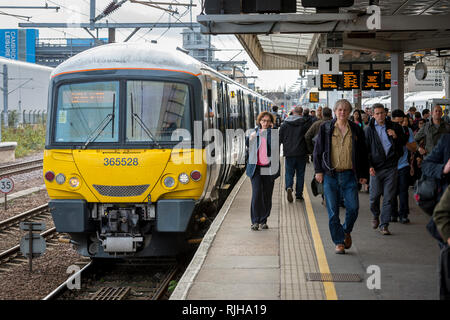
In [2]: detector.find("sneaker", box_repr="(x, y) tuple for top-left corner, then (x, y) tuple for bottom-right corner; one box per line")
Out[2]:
(260, 223), (269, 229)
(344, 233), (352, 249)
(335, 244), (345, 254)
(380, 226), (391, 235)
(399, 217), (410, 224)
(287, 188), (293, 203)
(251, 223), (259, 231)
(296, 195), (304, 201)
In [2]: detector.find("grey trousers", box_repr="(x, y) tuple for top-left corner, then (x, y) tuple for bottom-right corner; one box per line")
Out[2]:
(369, 167), (398, 229)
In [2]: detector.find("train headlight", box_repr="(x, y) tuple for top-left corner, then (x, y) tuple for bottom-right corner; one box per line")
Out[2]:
(163, 176), (175, 188)
(55, 173), (66, 184)
(190, 170), (202, 181)
(178, 173), (189, 184)
(69, 177), (80, 188)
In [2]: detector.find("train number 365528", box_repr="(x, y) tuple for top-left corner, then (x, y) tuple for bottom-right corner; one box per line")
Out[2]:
(104, 158), (139, 166)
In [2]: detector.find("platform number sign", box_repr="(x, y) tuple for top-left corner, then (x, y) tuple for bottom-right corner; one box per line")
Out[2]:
(307, 75), (319, 88)
(319, 54), (340, 75)
(0, 177), (13, 194)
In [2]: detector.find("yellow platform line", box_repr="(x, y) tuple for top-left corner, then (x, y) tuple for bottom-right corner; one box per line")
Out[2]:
(303, 185), (338, 300)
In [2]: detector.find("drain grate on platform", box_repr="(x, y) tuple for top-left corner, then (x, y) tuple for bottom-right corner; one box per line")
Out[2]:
(306, 273), (362, 282)
(91, 287), (131, 300)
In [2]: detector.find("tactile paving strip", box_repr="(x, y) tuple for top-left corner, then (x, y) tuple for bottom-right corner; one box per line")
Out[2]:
(306, 273), (362, 282)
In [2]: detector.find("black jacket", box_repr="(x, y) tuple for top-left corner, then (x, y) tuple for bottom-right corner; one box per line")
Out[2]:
(422, 133), (450, 192)
(313, 119), (369, 180)
(279, 115), (312, 157)
(364, 118), (407, 171)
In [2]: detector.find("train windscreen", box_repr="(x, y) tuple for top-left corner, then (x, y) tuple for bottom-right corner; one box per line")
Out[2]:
(126, 80), (191, 143)
(54, 81), (120, 143)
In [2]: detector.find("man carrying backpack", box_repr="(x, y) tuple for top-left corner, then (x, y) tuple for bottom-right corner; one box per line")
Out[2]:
(271, 105), (282, 129)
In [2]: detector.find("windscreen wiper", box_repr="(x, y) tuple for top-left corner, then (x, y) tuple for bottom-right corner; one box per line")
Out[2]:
(82, 113), (113, 149)
(83, 94), (116, 149)
(130, 94), (161, 147)
(131, 112), (161, 148)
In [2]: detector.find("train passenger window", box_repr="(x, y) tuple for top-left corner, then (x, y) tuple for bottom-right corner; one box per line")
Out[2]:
(54, 81), (119, 143)
(126, 80), (191, 142)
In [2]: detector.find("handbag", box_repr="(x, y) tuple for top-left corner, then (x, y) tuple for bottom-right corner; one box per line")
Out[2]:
(414, 175), (440, 215)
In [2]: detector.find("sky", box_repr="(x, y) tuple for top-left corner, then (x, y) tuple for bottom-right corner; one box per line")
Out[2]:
(0, 0), (299, 91)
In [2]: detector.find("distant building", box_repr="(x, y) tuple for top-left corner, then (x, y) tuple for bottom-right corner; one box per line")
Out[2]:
(181, 27), (215, 63)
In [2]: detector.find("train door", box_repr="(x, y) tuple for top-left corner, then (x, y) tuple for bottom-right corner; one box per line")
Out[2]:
(215, 81), (231, 190)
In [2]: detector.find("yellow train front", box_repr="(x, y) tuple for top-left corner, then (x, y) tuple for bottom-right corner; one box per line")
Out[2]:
(43, 43), (272, 258)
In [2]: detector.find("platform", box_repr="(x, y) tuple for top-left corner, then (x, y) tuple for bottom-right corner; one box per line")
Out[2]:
(171, 161), (440, 300)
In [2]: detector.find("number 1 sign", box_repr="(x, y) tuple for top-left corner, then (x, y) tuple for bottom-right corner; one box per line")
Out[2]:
(318, 54), (340, 75)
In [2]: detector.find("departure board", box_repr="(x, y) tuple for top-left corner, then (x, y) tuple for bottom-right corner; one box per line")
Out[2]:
(362, 70), (383, 90)
(320, 74), (340, 91)
(342, 71), (360, 90)
(309, 92), (319, 102)
(383, 70), (391, 90)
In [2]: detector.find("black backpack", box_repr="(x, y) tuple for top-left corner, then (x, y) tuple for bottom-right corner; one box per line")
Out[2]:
(414, 175), (441, 215)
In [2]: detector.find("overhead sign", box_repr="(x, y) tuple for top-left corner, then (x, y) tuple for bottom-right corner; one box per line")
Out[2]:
(362, 70), (384, 90)
(320, 74), (340, 91)
(0, 177), (14, 194)
(318, 54), (340, 75)
(342, 71), (360, 90)
(307, 75), (319, 88)
(383, 71), (391, 90)
(309, 92), (319, 103)
(408, 68), (444, 92)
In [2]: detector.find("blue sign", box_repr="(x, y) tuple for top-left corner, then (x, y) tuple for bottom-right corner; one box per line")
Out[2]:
(0, 29), (18, 60)
(0, 29), (38, 62)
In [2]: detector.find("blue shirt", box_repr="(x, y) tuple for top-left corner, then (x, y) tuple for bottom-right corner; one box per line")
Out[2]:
(398, 127), (414, 169)
(374, 121), (392, 156)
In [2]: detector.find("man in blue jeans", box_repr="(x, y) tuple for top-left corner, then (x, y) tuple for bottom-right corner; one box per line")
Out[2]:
(279, 106), (312, 202)
(313, 99), (369, 254)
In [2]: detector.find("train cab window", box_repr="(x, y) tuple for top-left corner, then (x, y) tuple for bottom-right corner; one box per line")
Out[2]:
(54, 81), (119, 143)
(126, 80), (191, 143)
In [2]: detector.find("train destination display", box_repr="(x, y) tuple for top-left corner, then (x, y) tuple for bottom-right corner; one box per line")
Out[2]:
(309, 92), (319, 102)
(362, 70), (383, 90)
(383, 70), (391, 90)
(320, 74), (340, 90)
(342, 71), (360, 90)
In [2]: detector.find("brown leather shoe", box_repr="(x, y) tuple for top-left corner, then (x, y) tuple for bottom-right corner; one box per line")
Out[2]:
(380, 226), (391, 235)
(335, 244), (345, 254)
(372, 217), (380, 229)
(344, 233), (352, 249)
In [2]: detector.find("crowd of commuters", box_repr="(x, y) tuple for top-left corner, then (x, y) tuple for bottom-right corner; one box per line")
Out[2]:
(246, 102), (450, 298)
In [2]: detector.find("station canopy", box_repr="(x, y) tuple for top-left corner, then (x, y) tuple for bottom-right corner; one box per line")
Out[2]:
(197, 1), (450, 70)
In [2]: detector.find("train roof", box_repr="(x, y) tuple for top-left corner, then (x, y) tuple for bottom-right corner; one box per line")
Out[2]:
(51, 42), (271, 102)
(0, 56), (53, 72)
(51, 42), (206, 79)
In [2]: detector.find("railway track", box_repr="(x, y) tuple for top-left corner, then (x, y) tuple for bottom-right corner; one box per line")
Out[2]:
(46, 258), (182, 300)
(0, 227), (58, 272)
(0, 159), (43, 177)
(0, 204), (49, 232)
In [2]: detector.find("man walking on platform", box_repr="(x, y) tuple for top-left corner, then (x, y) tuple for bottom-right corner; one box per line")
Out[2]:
(280, 106), (312, 202)
(314, 99), (369, 254)
(415, 105), (450, 155)
(391, 109), (416, 224)
(365, 104), (407, 235)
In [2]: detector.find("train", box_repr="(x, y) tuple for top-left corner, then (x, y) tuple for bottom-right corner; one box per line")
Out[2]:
(43, 42), (273, 258)
(0, 57), (53, 114)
